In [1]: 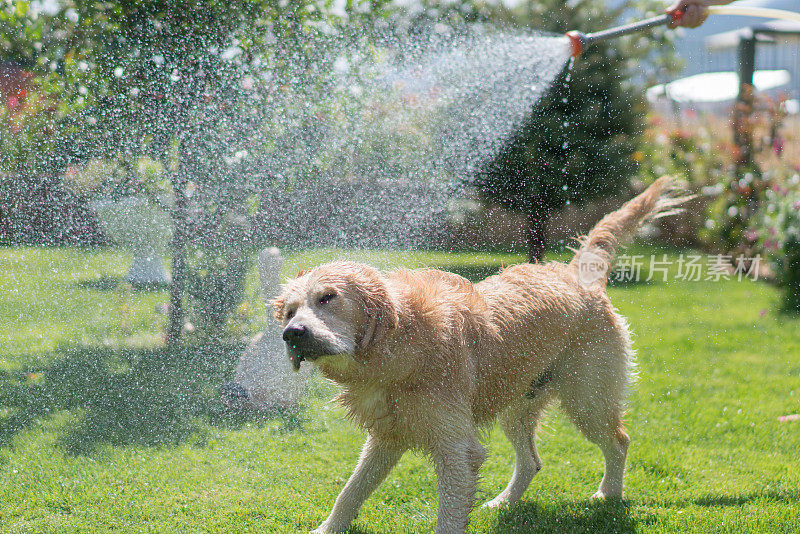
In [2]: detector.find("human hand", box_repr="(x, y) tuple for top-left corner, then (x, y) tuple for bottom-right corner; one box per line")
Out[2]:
(665, 0), (730, 29)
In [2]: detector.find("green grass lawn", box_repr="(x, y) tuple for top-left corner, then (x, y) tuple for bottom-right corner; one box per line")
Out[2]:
(1, 245), (799, 533)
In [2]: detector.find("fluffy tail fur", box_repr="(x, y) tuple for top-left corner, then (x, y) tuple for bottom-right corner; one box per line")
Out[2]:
(570, 176), (689, 282)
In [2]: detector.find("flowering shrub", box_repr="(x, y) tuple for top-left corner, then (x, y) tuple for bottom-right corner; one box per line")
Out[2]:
(0, 87), (58, 178)
(639, 104), (799, 257)
(702, 165), (768, 259)
(0, 82), (94, 244)
(636, 114), (731, 247)
(639, 101), (800, 315)
(760, 177), (800, 311)
(637, 115), (731, 188)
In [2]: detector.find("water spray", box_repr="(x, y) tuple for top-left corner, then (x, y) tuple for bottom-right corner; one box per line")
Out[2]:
(566, 6), (800, 58)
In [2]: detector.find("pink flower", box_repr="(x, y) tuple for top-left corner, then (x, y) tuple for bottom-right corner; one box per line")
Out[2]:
(65, 166), (79, 179)
(773, 136), (785, 156)
(6, 96), (19, 109)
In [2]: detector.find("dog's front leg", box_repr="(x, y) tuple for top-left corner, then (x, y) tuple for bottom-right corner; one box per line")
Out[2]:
(313, 435), (404, 533)
(433, 435), (486, 534)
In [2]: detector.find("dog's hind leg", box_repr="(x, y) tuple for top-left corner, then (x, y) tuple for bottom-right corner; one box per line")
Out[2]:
(557, 326), (633, 499)
(482, 391), (552, 508)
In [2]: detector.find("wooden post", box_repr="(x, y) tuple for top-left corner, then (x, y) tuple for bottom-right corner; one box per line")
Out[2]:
(733, 35), (757, 167)
(737, 35), (756, 92)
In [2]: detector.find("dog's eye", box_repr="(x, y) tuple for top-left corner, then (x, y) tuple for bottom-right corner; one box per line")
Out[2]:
(318, 292), (337, 306)
(285, 308), (296, 320)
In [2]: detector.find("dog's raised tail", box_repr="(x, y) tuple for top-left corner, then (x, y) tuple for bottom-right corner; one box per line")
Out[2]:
(570, 176), (689, 284)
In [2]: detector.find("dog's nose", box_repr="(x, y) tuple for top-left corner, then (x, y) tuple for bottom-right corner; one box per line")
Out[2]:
(283, 324), (307, 343)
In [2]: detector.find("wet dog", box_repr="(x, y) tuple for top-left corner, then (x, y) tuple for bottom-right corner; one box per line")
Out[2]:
(273, 177), (685, 533)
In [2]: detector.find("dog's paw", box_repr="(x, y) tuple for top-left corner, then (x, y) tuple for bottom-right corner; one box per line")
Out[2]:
(590, 490), (623, 501)
(310, 521), (348, 534)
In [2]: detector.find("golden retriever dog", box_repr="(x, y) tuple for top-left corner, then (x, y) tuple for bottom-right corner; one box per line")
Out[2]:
(273, 176), (685, 533)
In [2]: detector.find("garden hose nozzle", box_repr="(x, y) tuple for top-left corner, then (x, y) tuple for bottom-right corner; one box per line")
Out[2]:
(566, 6), (800, 57)
(566, 9), (685, 57)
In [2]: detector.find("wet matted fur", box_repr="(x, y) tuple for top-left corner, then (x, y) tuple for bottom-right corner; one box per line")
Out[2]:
(273, 177), (685, 533)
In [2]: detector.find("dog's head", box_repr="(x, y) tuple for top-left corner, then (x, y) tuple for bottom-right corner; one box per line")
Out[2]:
(272, 261), (398, 375)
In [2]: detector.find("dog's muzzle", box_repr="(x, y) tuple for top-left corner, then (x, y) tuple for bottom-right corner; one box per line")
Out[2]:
(282, 323), (341, 371)
(283, 324), (318, 371)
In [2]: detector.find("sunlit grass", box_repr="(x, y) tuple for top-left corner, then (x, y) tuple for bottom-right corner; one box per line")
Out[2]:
(1, 245), (798, 533)
(0, 247), (168, 368)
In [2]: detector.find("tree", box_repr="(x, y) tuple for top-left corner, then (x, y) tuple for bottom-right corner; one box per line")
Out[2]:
(2, 0), (406, 342)
(10, 0), (353, 343)
(473, 0), (679, 261)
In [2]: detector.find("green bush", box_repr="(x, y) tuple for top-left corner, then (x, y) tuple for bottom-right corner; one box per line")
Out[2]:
(759, 179), (800, 312)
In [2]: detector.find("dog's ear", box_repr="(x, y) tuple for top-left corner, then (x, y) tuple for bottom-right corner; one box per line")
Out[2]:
(359, 284), (399, 351)
(271, 294), (287, 322)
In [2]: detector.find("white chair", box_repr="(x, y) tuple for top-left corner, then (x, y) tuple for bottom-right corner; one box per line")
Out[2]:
(223, 247), (312, 410)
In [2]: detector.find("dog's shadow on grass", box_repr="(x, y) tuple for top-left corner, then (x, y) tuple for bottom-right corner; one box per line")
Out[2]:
(493, 498), (636, 534)
(0, 343), (306, 455)
(486, 490), (800, 533)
